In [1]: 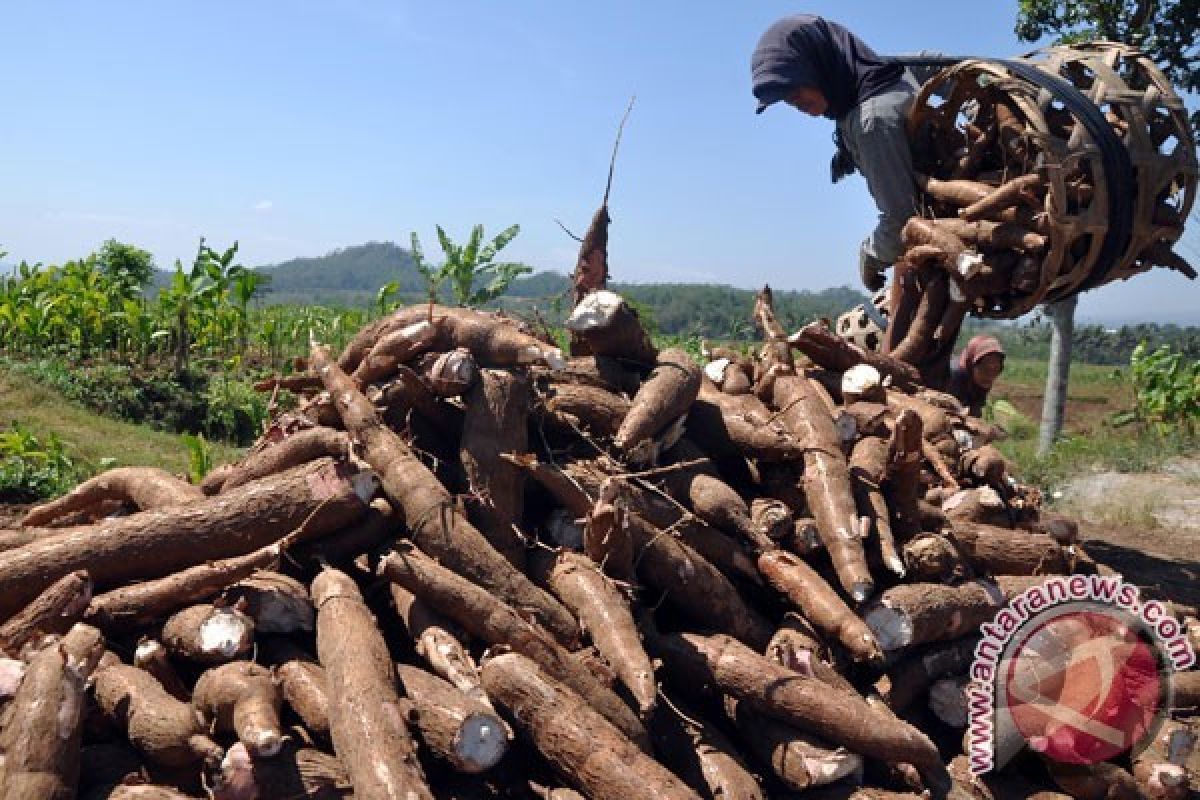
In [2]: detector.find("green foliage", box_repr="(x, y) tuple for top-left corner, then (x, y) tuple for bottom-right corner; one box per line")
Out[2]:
(0, 422), (84, 501)
(181, 433), (213, 484)
(96, 239), (156, 291)
(1126, 341), (1199, 433)
(1015, 0), (1200, 133)
(203, 375), (267, 445)
(411, 224), (531, 307)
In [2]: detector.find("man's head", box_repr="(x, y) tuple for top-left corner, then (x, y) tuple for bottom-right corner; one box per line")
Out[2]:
(783, 85), (829, 117)
(751, 14), (824, 115)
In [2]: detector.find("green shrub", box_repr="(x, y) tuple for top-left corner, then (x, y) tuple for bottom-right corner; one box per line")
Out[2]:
(0, 422), (85, 501)
(203, 375), (267, 445)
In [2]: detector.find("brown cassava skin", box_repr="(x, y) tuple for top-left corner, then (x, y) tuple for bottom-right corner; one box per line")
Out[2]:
(850, 436), (904, 577)
(387, 583), (488, 710)
(337, 305), (430, 373)
(960, 174), (1044, 221)
(960, 444), (1009, 488)
(878, 637), (980, 713)
(214, 740), (351, 800)
(133, 640), (191, 702)
(901, 534), (966, 583)
(290, 496), (398, 571)
(686, 380), (805, 461)
(538, 355), (643, 396)
(1043, 760), (1142, 800)
(0, 624), (104, 800)
(460, 368), (530, 570)
(885, 410), (925, 541)
(311, 343), (577, 645)
(352, 318), (439, 386)
(509, 455), (770, 646)
(395, 664), (510, 774)
(649, 702), (765, 800)
(573, 207), (611, 304)
(865, 582), (1003, 653)
(902, 218), (967, 260)
(766, 611), (831, 669)
(725, 697), (860, 792)
(259, 638), (331, 738)
(22, 467), (202, 527)
(432, 307), (562, 367)
(890, 271), (948, 365)
(106, 785), (203, 799)
(757, 550), (883, 664)
(614, 347), (702, 456)
(583, 480), (634, 585)
(212, 428), (353, 494)
(312, 568), (433, 800)
(788, 321), (921, 392)
(770, 372), (873, 602)
(930, 218), (1046, 254)
(945, 523), (1068, 575)
(751, 496), (793, 542)
(1132, 718), (1194, 800)
(0, 458), (368, 619)
(916, 174), (994, 208)
(93, 663), (224, 768)
(161, 604), (255, 664)
(532, 551), (656, 716)
(375, 365), (465, 441)
(0, 569), (92, 657)
(193, 662), (284, 758)
(753, 286), (795, 373)
(544, 382), (631, 436)
(661, 438), (766, 550)
(377, 546), (650, 749)
(567, 294), (659, 366)
(221, 570), (313, 634)
(649, 631), (949, 791)
(86, 541), (284, 633)
(481, 653), (701, 800)
(1170, 670), (1200, 711)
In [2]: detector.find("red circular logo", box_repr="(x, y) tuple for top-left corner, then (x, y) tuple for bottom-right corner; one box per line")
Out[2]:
(1002, 609), (1163, 764)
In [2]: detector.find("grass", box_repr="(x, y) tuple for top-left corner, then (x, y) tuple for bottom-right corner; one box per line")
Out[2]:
(0, 367), (242, 478)
(988, 357), (1196, 501)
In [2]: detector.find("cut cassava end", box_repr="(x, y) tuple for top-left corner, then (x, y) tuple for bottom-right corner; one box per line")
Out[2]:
(133, 639), (190, 702)
(395, 664), (510, 774)
(161, 603), (255, 664)
(192, 661), (285, 758)
(312, 567), (433, 800)
(864, 582), (1004, 653)
(725, 696), (863, 792)
(21, 467), (203, 528)
(481, 652), (700, 800)
(0, 458), (372, 620)
(213, 739), (351, 800)
(311, 342), (577, 644)
(221, 571), (314, 634)
(565, 290), (658, 366)
(877, 636), (980, 713)
(788, 320), (920, 392)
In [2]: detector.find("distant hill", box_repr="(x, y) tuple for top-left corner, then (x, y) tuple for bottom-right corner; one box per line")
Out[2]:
(143, 240), (868, 337)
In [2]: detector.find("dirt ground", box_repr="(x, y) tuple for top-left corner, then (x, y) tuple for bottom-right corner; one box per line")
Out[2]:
(1061, 458), (1200, 607)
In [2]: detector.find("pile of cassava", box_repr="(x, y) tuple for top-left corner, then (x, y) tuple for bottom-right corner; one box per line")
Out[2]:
(2, 288), (1199, 800)
(890, 43), (1196, 382)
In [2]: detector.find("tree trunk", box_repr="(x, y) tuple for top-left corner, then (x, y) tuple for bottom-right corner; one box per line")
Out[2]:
(1038, 296), (1076, 456)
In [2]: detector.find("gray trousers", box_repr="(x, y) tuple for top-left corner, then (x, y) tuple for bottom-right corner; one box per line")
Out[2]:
(837, 83), (919, 267)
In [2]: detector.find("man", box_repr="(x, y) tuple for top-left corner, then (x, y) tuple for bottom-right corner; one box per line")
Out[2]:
(751, 14), (921, 292)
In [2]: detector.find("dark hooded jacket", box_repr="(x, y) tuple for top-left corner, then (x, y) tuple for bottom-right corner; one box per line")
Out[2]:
(751, 15), (904, 121)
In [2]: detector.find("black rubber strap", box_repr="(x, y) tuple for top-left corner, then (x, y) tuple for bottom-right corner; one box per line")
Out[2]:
(890, 53), (1134, 293)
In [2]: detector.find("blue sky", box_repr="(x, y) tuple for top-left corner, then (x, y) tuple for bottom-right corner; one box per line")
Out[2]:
(1, 1), (1196, 324)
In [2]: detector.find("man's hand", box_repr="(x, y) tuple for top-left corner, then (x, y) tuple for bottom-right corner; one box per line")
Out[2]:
(858, 241), (888, 291)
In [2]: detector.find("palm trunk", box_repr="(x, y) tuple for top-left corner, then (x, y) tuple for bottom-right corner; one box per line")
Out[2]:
(1038, 296), (1077, 455)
